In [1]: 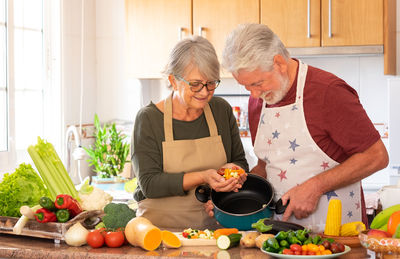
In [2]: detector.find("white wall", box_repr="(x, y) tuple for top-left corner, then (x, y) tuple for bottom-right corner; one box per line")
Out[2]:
(62, 0), (97, 128)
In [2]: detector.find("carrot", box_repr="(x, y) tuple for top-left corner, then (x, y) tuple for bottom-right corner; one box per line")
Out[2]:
(214, 228), (239, 239)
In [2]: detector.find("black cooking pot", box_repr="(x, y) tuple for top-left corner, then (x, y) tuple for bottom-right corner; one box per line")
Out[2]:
(195, 174), (288, 230)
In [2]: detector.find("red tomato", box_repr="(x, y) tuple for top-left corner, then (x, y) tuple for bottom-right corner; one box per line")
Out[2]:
(294, 250), (301, 255)
(282, 249), (294, 255)
(105, 231), (125, 248)
(290, 244), (302, 252)
(388, 210), (400, 236)
(87, 230), (105, 248)
(307, 251), (316, 255)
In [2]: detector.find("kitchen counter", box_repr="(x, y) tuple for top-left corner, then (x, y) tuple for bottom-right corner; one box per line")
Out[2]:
(0, 234), (393, 259)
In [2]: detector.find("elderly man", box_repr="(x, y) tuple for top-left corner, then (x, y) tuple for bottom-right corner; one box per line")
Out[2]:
(215, 23), (389, 232)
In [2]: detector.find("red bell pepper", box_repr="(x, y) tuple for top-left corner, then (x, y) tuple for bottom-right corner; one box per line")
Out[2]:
(55, 194), (82, 217)
(34, 208), (57, 223)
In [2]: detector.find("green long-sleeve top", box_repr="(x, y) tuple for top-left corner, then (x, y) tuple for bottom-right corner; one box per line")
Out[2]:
(131, 96), (249, 202)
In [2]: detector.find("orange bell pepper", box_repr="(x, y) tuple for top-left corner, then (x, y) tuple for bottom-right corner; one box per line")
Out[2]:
(387, 210), (400, 236)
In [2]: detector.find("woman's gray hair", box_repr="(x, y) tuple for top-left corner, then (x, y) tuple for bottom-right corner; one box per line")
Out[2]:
(222, 23), (290, 74)
(163, 35), (220, 89)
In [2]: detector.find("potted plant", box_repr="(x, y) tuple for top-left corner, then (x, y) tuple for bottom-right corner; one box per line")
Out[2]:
(84, 114), (130, 180)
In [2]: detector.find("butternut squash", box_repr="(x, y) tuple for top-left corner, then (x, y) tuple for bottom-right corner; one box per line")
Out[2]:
(161, 230), (181, 248)
(124, 216), (162, 251)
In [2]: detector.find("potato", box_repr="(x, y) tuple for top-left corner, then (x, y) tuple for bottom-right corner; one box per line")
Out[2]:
(240, 231), (260, 248)
(255, 234), (275, 248)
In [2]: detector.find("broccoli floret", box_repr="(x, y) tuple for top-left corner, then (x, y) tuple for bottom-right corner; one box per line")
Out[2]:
(102, 203), (136, 230)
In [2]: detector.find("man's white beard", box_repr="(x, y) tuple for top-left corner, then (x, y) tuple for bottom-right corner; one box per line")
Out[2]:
(262, 73), (290, 105)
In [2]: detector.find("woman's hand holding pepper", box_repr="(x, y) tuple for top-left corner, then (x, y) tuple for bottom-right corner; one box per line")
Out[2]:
(203, 169), (239, 192)
(219, 163), (247, 188)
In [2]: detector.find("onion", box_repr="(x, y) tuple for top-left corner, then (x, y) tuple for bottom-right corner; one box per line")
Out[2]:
(64, 222), (89, 246)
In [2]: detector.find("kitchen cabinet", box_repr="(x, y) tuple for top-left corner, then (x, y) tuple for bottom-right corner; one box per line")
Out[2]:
(192, 0), (259, 76)
(125, 0), (192, 78)
(261, 0), (382, 47)
(126, 0), (396, 78)
(125, 0), (259, 78)
(261, 0), (396, 75)
(260, 0), (321, 48)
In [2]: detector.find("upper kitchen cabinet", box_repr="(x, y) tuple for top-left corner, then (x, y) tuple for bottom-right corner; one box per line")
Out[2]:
(261, 0), (396, 75)
(193, 0), (259, 76)
(261, 0), (321, 48)
(125, 0), (259, 78)
(125, 0), (191, 78)
(261, 0), (382, 47)
(321, 0), (383, 46)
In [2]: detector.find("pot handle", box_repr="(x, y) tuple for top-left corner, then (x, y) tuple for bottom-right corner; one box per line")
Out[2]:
(268, 198), (289, 214)
(195, 185), (211, 203)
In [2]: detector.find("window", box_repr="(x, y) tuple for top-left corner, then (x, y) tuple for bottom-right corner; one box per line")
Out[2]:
(0, 0), (60, 174)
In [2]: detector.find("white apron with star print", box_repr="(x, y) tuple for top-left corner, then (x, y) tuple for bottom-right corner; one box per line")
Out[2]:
(253, 61), (362, 232)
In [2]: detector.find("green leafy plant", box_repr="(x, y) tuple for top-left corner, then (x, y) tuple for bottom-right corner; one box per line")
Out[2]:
(84, 114), (130, 179)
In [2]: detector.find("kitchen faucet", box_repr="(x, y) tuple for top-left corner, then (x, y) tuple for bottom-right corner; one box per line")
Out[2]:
(65, 125), (86, 184)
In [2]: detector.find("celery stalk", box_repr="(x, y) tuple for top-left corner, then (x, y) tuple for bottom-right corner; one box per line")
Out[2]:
(47, 142), (78, 198)
(28, 137), (78, 200)
(28, 146), (57, 200)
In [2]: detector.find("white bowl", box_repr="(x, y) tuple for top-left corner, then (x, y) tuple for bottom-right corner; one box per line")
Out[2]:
(378, 185), (400, 209)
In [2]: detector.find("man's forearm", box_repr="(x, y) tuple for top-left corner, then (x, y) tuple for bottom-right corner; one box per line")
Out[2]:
(304, 139), (388, 195)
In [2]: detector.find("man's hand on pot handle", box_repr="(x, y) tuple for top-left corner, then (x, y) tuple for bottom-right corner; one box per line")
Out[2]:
(281, 181), (321, 221)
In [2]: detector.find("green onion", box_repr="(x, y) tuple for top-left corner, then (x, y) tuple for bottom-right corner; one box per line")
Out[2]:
(28, 137), (78, 200)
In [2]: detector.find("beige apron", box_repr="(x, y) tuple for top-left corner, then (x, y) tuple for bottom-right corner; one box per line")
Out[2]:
(136, 94), (227, 230)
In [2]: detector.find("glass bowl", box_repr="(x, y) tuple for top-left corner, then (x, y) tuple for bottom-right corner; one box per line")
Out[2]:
(359, 230), (400, 253)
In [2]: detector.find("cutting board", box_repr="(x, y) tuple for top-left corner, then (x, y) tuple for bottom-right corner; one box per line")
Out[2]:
(173, 232), (217, 246)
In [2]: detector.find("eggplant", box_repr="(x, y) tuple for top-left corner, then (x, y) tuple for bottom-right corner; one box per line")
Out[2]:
(262, 219), (304, 234)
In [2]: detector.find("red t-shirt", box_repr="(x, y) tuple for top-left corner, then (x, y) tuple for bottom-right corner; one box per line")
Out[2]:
(248, 60), (380, 226)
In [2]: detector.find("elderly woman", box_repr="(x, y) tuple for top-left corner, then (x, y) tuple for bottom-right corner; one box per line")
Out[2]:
(131, 36), (249, 230)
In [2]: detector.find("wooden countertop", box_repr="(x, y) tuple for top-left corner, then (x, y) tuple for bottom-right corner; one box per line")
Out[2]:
(0, 234), (378, 259)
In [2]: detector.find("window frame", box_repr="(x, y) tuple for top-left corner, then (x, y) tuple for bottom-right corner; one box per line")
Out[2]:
(0, 0), (61, 174)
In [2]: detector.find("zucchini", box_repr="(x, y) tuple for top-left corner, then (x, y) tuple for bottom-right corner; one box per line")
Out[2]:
(216, 233), (242, 250)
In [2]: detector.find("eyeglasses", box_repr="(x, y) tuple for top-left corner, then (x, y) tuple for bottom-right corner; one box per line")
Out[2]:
(176, 76), (220, 92)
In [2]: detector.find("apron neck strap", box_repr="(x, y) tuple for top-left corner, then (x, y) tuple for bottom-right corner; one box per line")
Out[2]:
(295, 60), (308, 101)
(203, 103), (218, 137)
(163, 93), (218, 142)
(164, 93), (174, 142)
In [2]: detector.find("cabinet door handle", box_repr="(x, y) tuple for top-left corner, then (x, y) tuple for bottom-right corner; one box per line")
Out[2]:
(198, 27), (203, 37)
(307, 0), (311, 38)
(328, 0), (332, 38)
(178, 27), (184, 40)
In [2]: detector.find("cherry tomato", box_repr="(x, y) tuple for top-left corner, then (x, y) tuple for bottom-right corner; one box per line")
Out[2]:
(282, 249), (294, 255)
(290, 244), (302, 252)
(87, 230), (105, 248)
(96, 227), (107, 237)
(294, 250), (301, 255)
(105, 231), (125, 248)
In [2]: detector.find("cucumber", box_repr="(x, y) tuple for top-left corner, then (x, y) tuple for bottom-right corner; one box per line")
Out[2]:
(216, 233), (242, 250)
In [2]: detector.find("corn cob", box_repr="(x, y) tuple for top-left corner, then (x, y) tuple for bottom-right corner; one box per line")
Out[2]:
(340, 221), (366, 236)
(324, 199), (342, 236)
